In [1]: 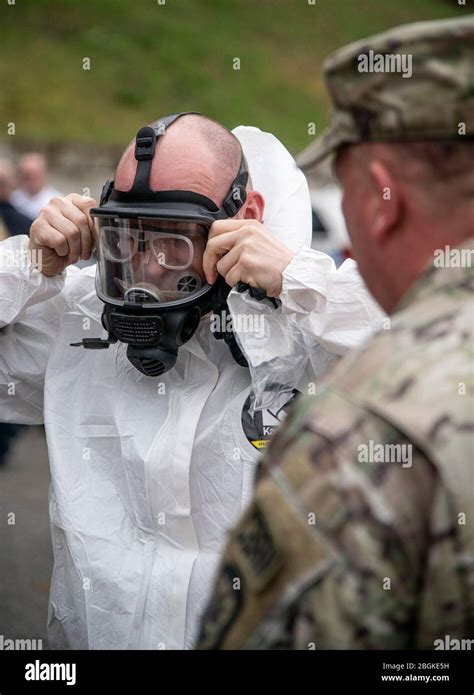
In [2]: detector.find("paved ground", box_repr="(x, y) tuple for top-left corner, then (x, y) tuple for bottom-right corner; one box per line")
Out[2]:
(0, 426), (52, 646)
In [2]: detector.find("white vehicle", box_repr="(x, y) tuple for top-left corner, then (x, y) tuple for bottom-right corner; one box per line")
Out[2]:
(310, 183), (351, 265)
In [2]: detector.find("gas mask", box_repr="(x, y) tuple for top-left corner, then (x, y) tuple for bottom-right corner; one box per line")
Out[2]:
(71, 112), (249, 377)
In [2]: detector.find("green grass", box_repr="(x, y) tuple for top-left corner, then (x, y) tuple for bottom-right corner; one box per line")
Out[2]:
(0, 0), (468, 153)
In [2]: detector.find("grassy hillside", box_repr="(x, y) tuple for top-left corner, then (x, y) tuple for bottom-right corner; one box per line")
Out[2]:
(0, 0), (468, 153)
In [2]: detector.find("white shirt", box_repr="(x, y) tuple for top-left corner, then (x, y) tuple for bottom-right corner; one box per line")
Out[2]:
(11, 186), (62, 220)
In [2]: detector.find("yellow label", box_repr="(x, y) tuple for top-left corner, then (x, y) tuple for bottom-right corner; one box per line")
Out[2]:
(250, 440), (269, 450)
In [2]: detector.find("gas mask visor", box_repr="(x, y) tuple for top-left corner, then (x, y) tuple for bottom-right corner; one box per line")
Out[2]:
(94, 216), (210, 308)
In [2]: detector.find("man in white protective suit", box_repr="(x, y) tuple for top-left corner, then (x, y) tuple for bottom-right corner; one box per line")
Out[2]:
(0, 113), (382, 649)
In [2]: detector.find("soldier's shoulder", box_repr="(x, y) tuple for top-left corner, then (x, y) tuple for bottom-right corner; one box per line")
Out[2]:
(341, 263), (473, 379)
(323, 263), (474, 466)
(260, 387), (411, 478)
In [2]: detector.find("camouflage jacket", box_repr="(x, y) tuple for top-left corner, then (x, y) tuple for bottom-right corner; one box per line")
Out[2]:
(197, 242), (474, 649)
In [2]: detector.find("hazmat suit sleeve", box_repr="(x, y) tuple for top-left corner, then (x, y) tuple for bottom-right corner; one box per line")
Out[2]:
(279, 250), (384, 356)
(231, 126), (385, 413)
(232, 126), (384, 359)
(0, 234), (66, 424)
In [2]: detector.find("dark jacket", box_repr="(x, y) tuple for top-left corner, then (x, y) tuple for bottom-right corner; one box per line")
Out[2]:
(0, 201), (33, 236)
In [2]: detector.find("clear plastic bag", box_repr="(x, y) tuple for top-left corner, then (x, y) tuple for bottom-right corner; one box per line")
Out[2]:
(227, 286), (339, 416)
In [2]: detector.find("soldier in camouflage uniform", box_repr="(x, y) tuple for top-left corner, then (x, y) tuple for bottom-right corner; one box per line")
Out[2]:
(197, 16), (474, 649)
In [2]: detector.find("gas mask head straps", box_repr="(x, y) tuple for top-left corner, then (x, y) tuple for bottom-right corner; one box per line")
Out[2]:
(99, 112), (249, 213)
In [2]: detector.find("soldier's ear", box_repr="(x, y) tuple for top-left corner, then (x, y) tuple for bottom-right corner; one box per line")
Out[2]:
(368, 159), (402, 244)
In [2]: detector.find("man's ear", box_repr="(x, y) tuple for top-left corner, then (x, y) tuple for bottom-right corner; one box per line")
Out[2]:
(368, 160), (402, 243)
(239, 190), (265, 222)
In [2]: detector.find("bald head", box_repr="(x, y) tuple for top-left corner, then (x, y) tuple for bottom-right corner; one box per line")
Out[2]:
(18, 153), (48, 196)
(115, 115), (244, 206)
(0, 159), (16, 201)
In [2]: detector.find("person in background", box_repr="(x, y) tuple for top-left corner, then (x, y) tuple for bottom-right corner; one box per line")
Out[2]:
(11, 152), (62, 220)
(0, 159), (33, 237)
(0, 217), (8, 242)
(0, 159), (31, 464)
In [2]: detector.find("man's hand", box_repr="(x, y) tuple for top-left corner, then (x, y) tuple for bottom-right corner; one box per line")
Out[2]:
(203, 220), (295, 298)
(29, 194), (97, 277)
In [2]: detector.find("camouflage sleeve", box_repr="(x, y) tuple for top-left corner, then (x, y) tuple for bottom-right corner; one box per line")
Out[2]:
(196, 390), (437, 649)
